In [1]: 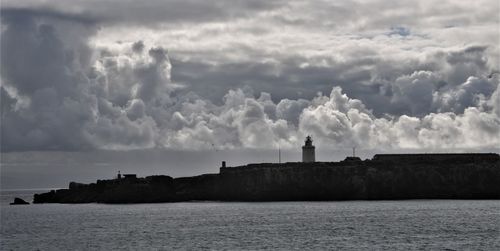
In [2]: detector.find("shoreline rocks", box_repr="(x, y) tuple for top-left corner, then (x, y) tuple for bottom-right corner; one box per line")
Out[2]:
(10, 197), (30, 205)
(33, 155), (500, 204)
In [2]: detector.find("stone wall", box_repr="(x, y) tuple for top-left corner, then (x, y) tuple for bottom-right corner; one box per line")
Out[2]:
(372, 153), (499, 163)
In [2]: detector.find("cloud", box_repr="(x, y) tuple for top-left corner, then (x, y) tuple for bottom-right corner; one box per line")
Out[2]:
(0, 11), (97, 151)
(1, 0), (285, 26)
(298, 87), (500, 150)
(1, 1), (499, 152)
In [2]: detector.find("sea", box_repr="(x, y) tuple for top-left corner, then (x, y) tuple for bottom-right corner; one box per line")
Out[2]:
(1, 190), (499, 250)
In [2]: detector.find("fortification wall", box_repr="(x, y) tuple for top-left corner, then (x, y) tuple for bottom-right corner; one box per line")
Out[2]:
(372, 153), (499, 163)
(219, 153), (500, 174)
(219, 161), (361, 174)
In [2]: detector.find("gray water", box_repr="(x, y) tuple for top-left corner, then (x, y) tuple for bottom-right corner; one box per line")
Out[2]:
(1, 191), (499, 250)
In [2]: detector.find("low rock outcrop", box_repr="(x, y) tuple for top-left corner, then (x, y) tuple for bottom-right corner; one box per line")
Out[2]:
(10, 197), (30, 205)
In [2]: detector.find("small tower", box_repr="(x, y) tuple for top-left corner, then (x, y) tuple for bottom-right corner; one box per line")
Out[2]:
(302, 136), (315, 163)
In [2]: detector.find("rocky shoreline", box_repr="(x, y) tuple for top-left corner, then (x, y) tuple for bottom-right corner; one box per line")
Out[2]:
(33, 154), (500, 204)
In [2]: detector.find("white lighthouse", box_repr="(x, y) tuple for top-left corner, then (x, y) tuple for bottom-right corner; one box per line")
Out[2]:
(302, 136), (315, 162)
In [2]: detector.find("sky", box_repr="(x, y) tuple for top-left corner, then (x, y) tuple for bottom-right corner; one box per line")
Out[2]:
(1, 0), (499, 189)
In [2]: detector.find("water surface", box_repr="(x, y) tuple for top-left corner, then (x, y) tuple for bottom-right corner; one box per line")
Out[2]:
(1, 191), (499, 250)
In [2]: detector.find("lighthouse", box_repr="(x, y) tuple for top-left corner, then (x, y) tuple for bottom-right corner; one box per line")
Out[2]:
(302, 136), (315, 162)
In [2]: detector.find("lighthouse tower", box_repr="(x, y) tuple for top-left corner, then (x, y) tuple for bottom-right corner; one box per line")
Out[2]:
(302, 136), (315, 163)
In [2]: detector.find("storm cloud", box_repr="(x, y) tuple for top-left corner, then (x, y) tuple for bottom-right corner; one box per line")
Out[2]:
(1, 0), (499, 153)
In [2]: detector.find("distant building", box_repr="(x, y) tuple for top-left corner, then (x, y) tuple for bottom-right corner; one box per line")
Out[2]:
(123, 174), (137, 179)
(302, 136), (315, 163)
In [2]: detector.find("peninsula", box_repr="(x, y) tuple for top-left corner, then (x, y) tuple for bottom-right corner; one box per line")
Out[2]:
(33, 137), (500, 204)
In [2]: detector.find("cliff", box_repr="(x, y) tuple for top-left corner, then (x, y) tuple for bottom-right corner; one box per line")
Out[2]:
(33, 154), (500, 203)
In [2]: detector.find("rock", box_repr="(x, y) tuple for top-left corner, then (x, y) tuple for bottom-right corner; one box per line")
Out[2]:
(10, 197), (29, 205)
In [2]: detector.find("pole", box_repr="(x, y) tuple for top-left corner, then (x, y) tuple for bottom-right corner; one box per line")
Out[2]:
(278, 144), (281, 164)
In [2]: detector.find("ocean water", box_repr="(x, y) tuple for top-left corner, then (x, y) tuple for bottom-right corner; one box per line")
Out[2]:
(1, 191), (499, 250)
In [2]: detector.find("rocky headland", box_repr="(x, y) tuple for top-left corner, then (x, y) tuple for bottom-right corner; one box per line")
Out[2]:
(33, 153), (500, 204)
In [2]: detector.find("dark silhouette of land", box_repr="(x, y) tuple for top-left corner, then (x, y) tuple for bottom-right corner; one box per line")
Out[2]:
(33, 153), (500, 204)
(10, 197), (30, 205)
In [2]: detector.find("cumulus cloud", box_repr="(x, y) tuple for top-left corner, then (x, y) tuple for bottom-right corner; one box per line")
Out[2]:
(1, 1), (499, 152)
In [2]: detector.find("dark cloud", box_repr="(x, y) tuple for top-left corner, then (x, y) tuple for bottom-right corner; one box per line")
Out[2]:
(170, 57), (376, 106)
(132, 41), (145, 54)
(1, 0), (286, 26)
(0, 7), (98, 25)
(0, 11), (97, 152)
(171, 45), (496, 117)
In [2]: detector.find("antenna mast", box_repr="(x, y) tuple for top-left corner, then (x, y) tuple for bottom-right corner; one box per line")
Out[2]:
(278, 144), (281, 164)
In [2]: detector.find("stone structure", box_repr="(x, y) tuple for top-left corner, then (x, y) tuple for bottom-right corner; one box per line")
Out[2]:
(372, 153), (499, 163)
(302, 136), (315, 163)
